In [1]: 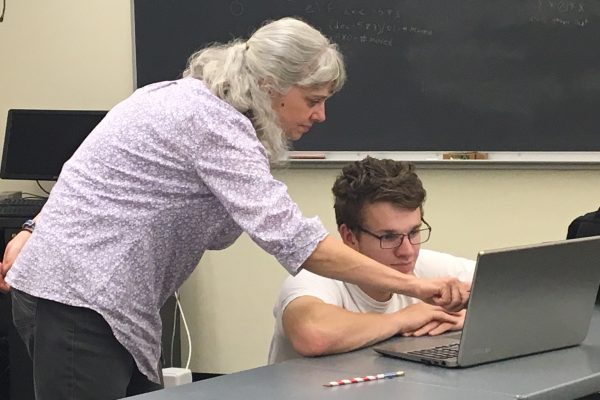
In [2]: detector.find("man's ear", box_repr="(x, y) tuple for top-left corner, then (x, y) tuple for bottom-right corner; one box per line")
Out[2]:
(339, 224), (358, 248)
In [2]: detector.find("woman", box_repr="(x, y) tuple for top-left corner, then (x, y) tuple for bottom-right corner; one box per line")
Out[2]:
(0, 17), (469, 399)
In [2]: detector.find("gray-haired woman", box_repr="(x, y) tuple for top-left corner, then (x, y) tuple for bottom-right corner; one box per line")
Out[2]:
(0, 17), (469, 399)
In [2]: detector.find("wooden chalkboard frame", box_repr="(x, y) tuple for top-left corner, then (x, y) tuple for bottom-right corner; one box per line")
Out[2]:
(132, 0), (600, 162)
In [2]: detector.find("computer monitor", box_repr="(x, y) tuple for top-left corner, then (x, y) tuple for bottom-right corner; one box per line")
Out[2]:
(1, 109), (107, 181)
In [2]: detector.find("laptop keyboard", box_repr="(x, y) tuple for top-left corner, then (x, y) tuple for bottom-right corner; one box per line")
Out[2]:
(407, 343), (460, 360)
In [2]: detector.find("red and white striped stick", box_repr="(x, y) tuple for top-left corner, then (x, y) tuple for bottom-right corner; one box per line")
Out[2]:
(323, 370), (404, 387)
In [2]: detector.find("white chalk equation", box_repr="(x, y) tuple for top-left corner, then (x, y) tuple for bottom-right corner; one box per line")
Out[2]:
(530, 0), (591, 27)
(281, 1), (407, 19)
(538, 0), (585, 13)
(529, 16), (589, 26)
(328, 20), (433, 47)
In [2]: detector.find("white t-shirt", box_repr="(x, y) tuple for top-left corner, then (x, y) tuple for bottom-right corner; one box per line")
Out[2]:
(268, 249), (475, 364)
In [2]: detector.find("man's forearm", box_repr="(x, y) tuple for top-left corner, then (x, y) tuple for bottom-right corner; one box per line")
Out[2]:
(283, 297), (401, 357)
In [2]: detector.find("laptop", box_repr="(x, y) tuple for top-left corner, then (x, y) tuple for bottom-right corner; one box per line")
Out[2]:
(374, 236), (600, 367)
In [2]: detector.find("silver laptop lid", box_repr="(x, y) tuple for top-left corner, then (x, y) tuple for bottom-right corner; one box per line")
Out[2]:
(458, 235), (600, 366)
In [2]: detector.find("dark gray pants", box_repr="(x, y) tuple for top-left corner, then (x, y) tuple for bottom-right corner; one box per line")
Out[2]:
(11, 289), (163, 400)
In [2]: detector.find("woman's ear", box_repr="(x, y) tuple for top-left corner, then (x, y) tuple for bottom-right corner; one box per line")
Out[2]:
(258, 78), (276, 96)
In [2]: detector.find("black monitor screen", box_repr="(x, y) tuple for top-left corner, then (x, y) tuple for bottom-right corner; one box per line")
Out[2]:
(1, 109), (107, 181)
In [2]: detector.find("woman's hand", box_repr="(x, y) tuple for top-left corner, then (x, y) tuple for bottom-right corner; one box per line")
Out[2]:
(409, 277), (471, 312)
(0, 230), (32, 293)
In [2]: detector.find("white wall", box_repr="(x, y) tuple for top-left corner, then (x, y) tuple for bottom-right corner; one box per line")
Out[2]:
(1, 0), (133, 193)
(3, 0), (600, 374)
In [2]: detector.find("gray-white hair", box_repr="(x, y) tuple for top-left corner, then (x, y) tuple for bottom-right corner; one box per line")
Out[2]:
(183, 17), (346, 163)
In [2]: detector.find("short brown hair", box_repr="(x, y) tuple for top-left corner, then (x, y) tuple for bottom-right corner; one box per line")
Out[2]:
(332, 157), (426, 229)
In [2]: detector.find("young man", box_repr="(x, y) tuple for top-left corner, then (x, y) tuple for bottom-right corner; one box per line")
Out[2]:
(268, 157), (475, 363)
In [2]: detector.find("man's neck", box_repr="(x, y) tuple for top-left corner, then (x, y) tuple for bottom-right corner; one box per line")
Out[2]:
(358, 284), (393, 302)
(357, 270), (416, 302)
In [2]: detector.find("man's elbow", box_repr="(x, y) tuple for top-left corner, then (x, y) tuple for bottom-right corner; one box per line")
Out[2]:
(288, 326), (336, 357)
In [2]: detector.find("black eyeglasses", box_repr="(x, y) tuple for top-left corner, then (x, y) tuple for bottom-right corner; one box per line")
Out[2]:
(357, 219), (432, 249)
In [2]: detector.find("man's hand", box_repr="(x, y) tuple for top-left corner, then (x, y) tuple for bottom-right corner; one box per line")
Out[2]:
(0, 230), (32, 293)
(408, 277), (471, 312)
(398, 303), (465, 337)
(394, 302), (465, 336)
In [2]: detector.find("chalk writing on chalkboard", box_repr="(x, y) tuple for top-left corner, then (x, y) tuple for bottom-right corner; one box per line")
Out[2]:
(134, 0), (600, 152)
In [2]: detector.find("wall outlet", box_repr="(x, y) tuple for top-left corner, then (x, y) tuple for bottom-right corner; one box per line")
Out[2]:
(162, 367), (192, 388)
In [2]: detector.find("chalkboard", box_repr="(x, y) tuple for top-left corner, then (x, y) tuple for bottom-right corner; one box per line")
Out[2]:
(133, 0), (600, 152)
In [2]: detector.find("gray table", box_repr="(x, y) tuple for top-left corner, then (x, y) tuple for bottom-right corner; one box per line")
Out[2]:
(129, 307), (600, 400)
